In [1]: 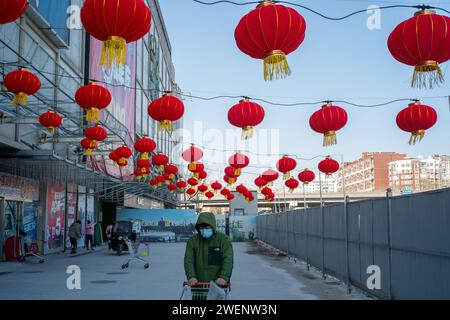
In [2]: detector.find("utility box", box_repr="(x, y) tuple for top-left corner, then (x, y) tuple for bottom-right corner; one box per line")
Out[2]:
(229, 191), (258, 216)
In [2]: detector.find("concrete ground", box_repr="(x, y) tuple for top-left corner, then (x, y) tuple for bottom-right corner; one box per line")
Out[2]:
(0, 242), (370, 300)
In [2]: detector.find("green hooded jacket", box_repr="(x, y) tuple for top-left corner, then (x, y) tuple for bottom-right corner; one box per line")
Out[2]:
(184, 212), (234, 282)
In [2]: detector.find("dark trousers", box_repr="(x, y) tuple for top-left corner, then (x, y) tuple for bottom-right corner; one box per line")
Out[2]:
(70, 237), (77, 253)
(86, 235), (94, 250)
(107, 237), (112, 250)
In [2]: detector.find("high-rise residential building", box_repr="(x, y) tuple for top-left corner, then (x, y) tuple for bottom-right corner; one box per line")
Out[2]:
(336, 152), (407, 193)
(389, 155), (450, 193)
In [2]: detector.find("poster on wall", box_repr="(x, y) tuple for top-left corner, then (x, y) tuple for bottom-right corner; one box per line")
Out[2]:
(23, 202), (39, 253)
(216, 215), (257, 242)
(77, 185), (86, 247)
(46, 183), (66, 251)
(89, 37), (136, 179)
(66, 184), (77, 249)
(116, 209), (198, 242)
(86, 189), (95, 225)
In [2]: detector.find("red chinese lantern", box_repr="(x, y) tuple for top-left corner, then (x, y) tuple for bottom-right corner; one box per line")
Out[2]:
(140, 167), (150, 177)
(388, 10), (450, 89)
(211, 181), (222, 193)
(223, 175), (236, 186)
(189, 162), (205, 177)
(81, 138), (97, 155)
(167, 183), (177, 193)
(115, 145), (132, 168)
(396, 101), (437, 145)
(254, 176), (268, 190)
(298, 169), (316, 185)
(137, 159), (151, 174)
(152, 153), (169, 172)
(226, 193), (235, 201)
(309, 103), (348, 147)
(165, 164), (178, 180)
(188, 177), (199, 187)
(205, 191), (215, 200)
(262, 169), (279, 185)
(176, 180), (187, 191)
(276, 156), (297, 180)
(163, 173), (172, 185)
(75, 83), (111, 122)
(224, 166), (240, 178)
(156, 175), (165, 186)
(285, 178), (299, 193)
(150, 178), (158, 188)
(186, 188), (196, 197)
(148, 93), (185, 132)
(39, 111), (62, 135)
(134, 169), (143, 180)
(109, 151), (119, 165)
(228, 99), (265, 139)
(235, 2), (307, 81)
(80, 0), (151, 67)
(228, 153), (250, 175)
(221, 188), (231, 197)
(0, 0), (28, 24)
(198, 184), (208, 194)
(197, 170), (207, 181)
(134, 136), (156, 160)
(3, 69), (41, 105)
(261, 187), (273, 196)
(318, 157), (340, 177)
(182, 145), (203, 171)
(85, 125), (107, 148)
(236, 184), (248, 195)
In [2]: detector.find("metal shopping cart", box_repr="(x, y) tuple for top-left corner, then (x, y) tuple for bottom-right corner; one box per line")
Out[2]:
(180, 282), (230, 300)
(121, 237), (150, 269)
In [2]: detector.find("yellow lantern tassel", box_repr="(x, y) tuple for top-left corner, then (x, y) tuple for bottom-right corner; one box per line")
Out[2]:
(169, 174), (174, 180)
(12, 92), (28, 106)
(47, 127), (56, 135)
(194, 172), (200, 179)
(165, 180), (170, 186)
(412, 61), (444, 89)
(188, 162), (196, 171)
(141, 153), (149, 160)
(263, 50), (291, 81)
(89, 140), (98, 149)
(283, 172), (291, 180)
(158, 165), (164, 172)
(86, 108), (100, 122)
(118, 158), (127, 166)
(158, 182), (162, 187)
(100, 36), (127, 68)
(157, 120), (173, 132)
(234, 168), (242, 176)
(242, 126), (254, 140)
(323, 131), (337, 147)
(85, 149), (93, 156)
(409, 130), (425, 145)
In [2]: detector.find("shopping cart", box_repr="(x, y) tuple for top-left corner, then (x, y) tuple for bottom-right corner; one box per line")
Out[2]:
(121, 239), (149, 269)
(180, 282), (230, 300)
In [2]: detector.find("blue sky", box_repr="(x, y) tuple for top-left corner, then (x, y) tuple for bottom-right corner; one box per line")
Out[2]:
(160, 0), (450, 183)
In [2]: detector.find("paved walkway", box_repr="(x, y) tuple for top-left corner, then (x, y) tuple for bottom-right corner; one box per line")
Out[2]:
(0, 242), (369, 300)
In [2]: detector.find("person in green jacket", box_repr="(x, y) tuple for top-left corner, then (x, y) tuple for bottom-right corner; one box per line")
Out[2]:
(184, 212), (233, 287)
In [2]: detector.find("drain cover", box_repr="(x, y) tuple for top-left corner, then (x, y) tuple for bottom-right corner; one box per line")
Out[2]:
(0, 272), (13, 276)
(106, 272), (128, 275)
(90, 280), (117, 284)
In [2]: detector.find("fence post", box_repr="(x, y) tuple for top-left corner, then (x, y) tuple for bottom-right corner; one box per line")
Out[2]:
(304, 185), (310, 270)
(386, 188), (393, 300)
(286, 210), (290, 256)
(319, 173), (326, 280)
(344, 195), (352, 294)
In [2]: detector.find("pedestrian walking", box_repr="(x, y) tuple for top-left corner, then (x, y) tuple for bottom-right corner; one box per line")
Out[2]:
(106, 222), (114, 251)
(85, 220), (95, 250)
(68, 220), (82, 254)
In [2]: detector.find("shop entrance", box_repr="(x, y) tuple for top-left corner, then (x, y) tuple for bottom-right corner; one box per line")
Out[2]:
(0, 199), (23, 261)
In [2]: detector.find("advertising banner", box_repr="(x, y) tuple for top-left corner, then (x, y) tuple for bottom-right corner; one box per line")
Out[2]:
(46, 183), (66, 251)
(23, 202), (39, 253)
(77, 185), (86, 247)
(66, 184), (77, 249)
(89, 37), (136, 178)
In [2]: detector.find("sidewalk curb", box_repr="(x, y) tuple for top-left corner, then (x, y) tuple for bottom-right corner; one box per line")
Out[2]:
(67, 245), (108, 258)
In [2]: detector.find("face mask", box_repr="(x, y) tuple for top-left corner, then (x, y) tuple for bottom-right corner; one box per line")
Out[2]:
(200, 228), (213, 239)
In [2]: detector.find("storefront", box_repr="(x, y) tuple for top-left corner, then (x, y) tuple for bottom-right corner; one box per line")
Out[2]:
(0, 173), (40, 261)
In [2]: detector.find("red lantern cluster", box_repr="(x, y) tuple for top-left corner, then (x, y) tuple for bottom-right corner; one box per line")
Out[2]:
(137, 159), (151, 180)
(0, 0), (28, 24)
(310, 103), (348, 147)
(223, 175), (236, 186)
(80, 0), (152, 67)
(82, 138), (97, 155)
(3, 69), (41, 106)
(235, 1), (307, 81)
(388, 10), (450, 89)
(134, 136), (157, 160)
(276, 156), (297, 180)
(182, 145), (203, 171)
(164, 164), (178, 181)
(75, 83), (111, 123)
(115, 145), (132, 168)
(152, 152), (169, 172)
(109, 151), (120, 164)
(39, 111), (62, 135)
(84, 125), (107, 153)
(261, 186), (275, 203)
(298, 169), (316, 185)
(318, 157), (340, 177)
(228, 153), (249, 176)
(228, 99), (265, 139)
(148, 93), (185, 132)
(167, 183), (177, 193)
(396, 101), (437, 145)
(176, 180), (187, 192)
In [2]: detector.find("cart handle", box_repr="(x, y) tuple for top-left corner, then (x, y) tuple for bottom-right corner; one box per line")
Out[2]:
(183, 281), (231, 287)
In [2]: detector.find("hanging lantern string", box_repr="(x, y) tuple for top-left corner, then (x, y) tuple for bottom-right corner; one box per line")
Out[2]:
(192, 1), (450, 17)
(6, 65), (448, 109)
